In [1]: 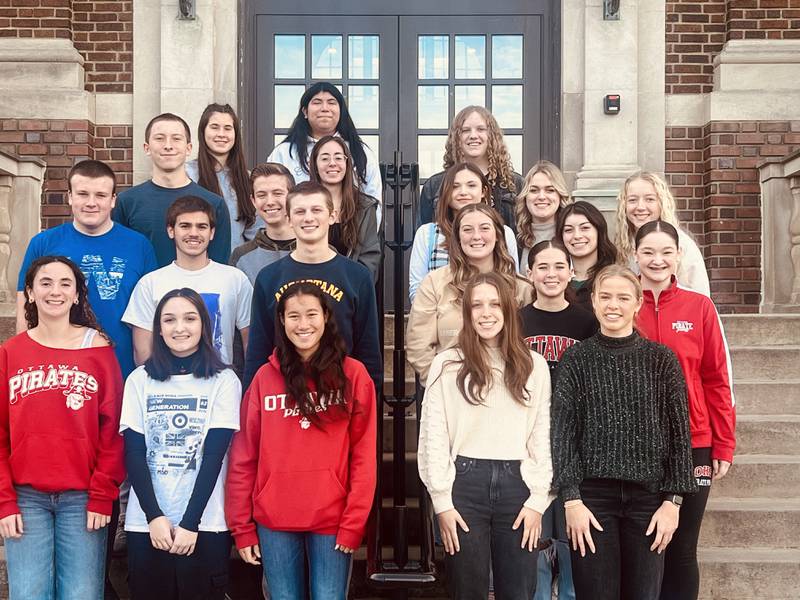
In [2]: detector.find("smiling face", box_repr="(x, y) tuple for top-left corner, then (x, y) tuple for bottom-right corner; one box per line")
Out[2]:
(529, 246), (573, 300)
(203, 111), (235, 159)
(469, 282), (504, 346)
(251, 174), (291, 225)
(561, 212), (598, 261)
(27, 262), (78, 322)
(68, 174), (116, 234)
(625, 177), (662, 231)
(303, 91), (340, 139)
(159, 296), (202, 357)
(288, 192), (335, 245)
(168, 211), (214, 259)
(449, 168), (485, 212)
(144, 119), (192, 174)
(592, 275), (642, 337)
(458, 210), (497, 265)
(635, 230), (680, 286)
(314, 139), (347, 186)
(282, 293), (326, 360)
(459, 111), (489, 161)
(525, 171), (561, 224)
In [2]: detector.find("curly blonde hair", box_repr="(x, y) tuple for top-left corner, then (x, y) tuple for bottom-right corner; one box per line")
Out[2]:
(443, 106), (517, 194)
(613, 171), (680, 261)
(515, 160), (573, 249)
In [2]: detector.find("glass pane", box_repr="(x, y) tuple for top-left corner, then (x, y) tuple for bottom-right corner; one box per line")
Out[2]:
(418, 86), (449, 129)
(418, 35), (448, 79)
(274, 35), (305, 79)
(418, 135), (448, 179)
(274, 85), (304, 129)
(348, 85), (379, 129)
(274, 134), (286, 149)
(455, 35), (485, 79)
(492, 35), (523, 78)
(505, 135), (522, 173)
(311, 35), (342, 79)
(492, 85), (523, 129)
(361, 134), (379, 160)
(349, 35), (379, 79)
(454, 85), (485, 114)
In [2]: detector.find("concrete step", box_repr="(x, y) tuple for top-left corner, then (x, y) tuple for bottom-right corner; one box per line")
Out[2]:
(712, 455), (800, 499)
(698, 547), (800, 600)
(382, 313), (408, 348)
(699, 497), (800, 548)
(721, 314), (800, 347)
(729, 346), (800, 380)
(381, 412), (419, 453)
(383, 346), (414, 384)
(735, 415), (800, 455)
(733, 381), (800, 415)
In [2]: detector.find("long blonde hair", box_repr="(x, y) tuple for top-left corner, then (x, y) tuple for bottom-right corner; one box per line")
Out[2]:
(443, 106), (517, 194)
(614, 171), (680, 261)
(515, 160), (573, 249)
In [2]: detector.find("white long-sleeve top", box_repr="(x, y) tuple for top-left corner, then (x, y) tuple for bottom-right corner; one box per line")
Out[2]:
(418, 347), (554, 515)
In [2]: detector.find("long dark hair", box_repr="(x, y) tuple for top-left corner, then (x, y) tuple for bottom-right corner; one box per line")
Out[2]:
(275, 283), (349, 424)
(635, 219), (680, 249)
(282, 82), (368, 185)
(23, 256), (111, 343)
(196, 103), (255, 234)
(144, 288), (227, 381)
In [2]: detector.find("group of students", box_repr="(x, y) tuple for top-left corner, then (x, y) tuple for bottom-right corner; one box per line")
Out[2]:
(0, 83), (735, 600)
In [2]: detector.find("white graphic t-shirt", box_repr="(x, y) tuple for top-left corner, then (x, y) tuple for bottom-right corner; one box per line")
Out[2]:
(122, 260), (253, 364)
(120, 366), (241, 532)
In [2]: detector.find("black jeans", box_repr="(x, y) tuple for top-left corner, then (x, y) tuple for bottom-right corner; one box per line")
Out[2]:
(127, 531), (230, 600)
(445, 456), (539, 600)
(660, 447), (712, 600)
(570, 479), (664, 600)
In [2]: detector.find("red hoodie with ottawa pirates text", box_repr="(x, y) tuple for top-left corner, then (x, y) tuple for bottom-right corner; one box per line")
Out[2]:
(225, 350), (377, 550)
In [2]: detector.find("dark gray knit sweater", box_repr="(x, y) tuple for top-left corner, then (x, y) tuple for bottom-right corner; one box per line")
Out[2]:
(552, 331), (697, 502)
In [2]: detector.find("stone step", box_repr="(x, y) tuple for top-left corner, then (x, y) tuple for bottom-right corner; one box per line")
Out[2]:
(383, 346), (414, 384)
(721, 314), (800, 347)
(735, 415), (800, 455)
(729, 346), (800, 380)
(698, 547), (800, 600)
(712, 455), (800, 499)
(699, 497), (800, 548)
(733, 381), (800, 415)
(381, 411), (419, 453)
(382, 313), (408, 348)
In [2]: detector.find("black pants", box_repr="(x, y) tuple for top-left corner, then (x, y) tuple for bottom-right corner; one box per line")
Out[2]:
(570, 479), (664, 600)
(127, 531), (231, 600)
(445, 456), (539, 600)
(660, 447), (712, 600)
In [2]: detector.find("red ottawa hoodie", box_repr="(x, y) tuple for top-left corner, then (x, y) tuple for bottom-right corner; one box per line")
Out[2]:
(225, 350), (377, 550)
(636, 277), (736, 463)
(0, 332), (126, 519)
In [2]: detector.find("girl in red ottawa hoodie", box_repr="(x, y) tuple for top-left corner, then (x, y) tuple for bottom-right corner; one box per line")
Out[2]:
(634, 220), (736, 600)
(0, 256), (125, 600)
(225, 281), (377, 600)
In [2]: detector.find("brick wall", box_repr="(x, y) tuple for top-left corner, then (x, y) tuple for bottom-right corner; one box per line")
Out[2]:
(0, 0), (71, 39)
(665, 1), (727, 94)
(727, 0), (800, 40)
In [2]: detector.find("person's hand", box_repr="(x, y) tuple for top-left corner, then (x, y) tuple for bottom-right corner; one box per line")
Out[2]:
(148, 516), (174, 551)
(334, 544), (355, 554)
(646, 501), (680, 554)
(86, 511), (110, 530)
(169, 526), (198, 555)
(436, 509), (469, 555)
(512, 506), (542, 552)
(565, 500), (603, 557)
(238, 545), (261, 565)
(713, 459), (731, 480)
(0, 514), (23, 539)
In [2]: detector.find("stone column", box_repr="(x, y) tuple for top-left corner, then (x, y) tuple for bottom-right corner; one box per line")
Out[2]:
(790, 177), (800, 305)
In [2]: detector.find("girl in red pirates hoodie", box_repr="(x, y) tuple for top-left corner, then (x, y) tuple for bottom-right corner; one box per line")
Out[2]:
(0, 256), (125, 600)
(225, 282), (377, 600)
(634, 221), (736, 600)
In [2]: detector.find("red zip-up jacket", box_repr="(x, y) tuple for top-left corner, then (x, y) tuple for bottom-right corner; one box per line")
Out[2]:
(637, 278), (736, 463)
(0, 332), (125, 519)
(225, 350), (377, 550)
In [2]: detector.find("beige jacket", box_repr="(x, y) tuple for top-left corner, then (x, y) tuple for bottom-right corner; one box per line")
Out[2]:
(406, 265), (533, 381)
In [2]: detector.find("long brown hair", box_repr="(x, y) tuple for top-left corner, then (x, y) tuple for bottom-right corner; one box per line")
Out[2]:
(435, 162), (492, 247)
(454, 272), (533, 405)
(196, 103), (255, 234)
(309, 135), (361, 253)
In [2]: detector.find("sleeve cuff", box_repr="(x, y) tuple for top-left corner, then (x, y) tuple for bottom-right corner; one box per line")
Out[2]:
(0, 500), (21, 520)
(558, 485), (581, 505)
(524, 490), (556, 515)
(430, 492), (454, 515)
(335, 527), (364, 550)
(233, 528), (259, 551)
(86, 498), (113, 517)
(711, 446), (734, 464)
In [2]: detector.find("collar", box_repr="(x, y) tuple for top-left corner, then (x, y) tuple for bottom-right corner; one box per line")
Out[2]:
(641, 275), (679, 306)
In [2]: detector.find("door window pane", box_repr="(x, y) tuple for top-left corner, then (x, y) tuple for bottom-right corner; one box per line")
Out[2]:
(311, 35), (342, 79)
(274, 85), (305, 128)
(492, 85), (523, 129)
(505, 135), (523, 172)
(361, 135), (379, 160)
(418, 86), (449, 129)
(454, 85), (485, 114)
(349, 35), (379, 79)
(492, 35), (523, 79)
(348, 85), (379, 129)
(418, 135), (448, 179)
(455, 35), (485, 79)
(274, 35), (305, 79)
(418, 35), (448, 79)
(274, 134), (286, 150)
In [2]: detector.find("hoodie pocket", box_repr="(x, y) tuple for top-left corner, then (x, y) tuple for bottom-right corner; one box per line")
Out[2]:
(9, 434), (93, 489)
(255, 469), (347, 531)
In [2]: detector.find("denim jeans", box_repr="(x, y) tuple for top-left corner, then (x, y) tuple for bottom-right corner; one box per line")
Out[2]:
(257, 526), (353, 600)
(4, 486), (107, 600)
(570, 479), (665, 600)
(445, 456), (539, 600)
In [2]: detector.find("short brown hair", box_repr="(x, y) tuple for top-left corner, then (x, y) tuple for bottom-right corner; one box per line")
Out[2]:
(145, 112), (191, 143)
(250, 162), (295, 192)
(165, 196), (215, 229)
(285, 181), (333, 214)
(68, 160), (117, 195)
